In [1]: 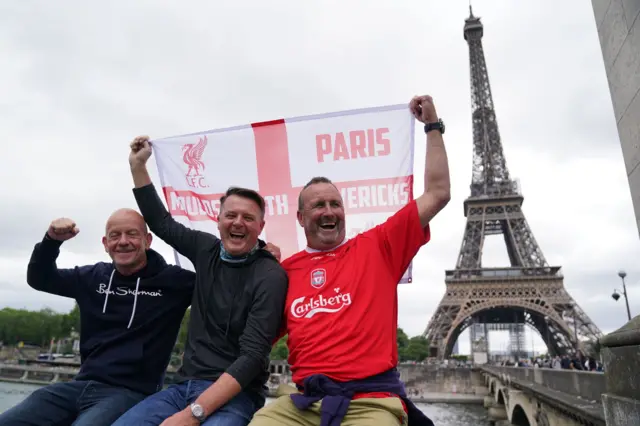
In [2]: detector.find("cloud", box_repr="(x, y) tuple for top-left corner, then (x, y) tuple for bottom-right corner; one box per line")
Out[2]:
(2, 0), (639, 357)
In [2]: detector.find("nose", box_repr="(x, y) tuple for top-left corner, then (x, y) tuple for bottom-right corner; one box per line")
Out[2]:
(321, 204), (337, 218)
(117, 235), (132, 246)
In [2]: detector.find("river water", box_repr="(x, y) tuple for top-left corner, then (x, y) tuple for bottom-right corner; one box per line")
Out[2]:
(0, 382), (490, 425)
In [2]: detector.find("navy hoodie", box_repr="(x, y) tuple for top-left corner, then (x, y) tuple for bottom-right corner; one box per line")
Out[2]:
(26, 235), (195, 395)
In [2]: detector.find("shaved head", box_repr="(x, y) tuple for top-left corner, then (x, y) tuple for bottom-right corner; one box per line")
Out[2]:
(105, 208), (148, 235)
(102, 208), (151, 275)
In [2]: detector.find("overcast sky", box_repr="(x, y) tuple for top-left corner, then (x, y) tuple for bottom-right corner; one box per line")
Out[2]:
(1, 0), (638, 355)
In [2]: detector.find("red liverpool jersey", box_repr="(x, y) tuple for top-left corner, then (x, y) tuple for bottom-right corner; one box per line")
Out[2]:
(281, 200), (430, 385)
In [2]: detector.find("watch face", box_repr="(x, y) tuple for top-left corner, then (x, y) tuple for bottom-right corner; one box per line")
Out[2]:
(192, 404), (204, 418)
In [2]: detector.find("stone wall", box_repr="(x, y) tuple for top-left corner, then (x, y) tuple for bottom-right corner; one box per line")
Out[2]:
(483, 365), (607, 403)
(398, 364), (482, 394)
(591, 0), (640, 236)
(599, 316), (640, 426)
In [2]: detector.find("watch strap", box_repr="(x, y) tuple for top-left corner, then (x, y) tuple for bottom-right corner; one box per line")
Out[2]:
(424, 119), (445, 134)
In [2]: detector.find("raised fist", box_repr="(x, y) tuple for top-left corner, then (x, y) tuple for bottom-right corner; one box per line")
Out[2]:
(129, 135), (153, 167)
(409, 95), (439, 124)
(47, 218), (79, 242)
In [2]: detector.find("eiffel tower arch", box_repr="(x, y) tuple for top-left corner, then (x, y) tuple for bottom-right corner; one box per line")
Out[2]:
(422, 7), (603, 361)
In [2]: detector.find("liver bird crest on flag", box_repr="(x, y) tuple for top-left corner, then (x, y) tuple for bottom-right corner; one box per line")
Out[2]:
(182, 136), (208, 177)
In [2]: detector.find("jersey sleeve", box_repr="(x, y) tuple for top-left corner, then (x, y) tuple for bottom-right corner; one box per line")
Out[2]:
(373, 200), (430, 281)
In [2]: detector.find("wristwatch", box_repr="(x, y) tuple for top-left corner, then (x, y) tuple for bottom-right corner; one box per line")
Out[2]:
(190, 403), (206, 422)
(424, 118), (445, 134)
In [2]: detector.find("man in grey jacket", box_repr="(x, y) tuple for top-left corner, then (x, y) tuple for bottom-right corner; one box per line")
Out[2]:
(114, 136), (289, 426)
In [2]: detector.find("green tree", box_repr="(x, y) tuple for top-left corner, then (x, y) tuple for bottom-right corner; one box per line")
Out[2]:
(397, 328), (410, 361)
(62, 303), (81, 333)
(403, 336), (429, 362)
(0, 307), (68, 347)
(450, 354), (469, 362)
(61, 341), (74, 354)
(270, 336), (289, 360)
(173, 309), (191, 354)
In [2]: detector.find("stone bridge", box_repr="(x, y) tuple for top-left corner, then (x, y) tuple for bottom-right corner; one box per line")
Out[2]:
(481, 365), (606, 426)
(477, 315), (640, 426)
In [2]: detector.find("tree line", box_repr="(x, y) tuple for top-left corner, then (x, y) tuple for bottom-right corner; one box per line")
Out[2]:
(0, 305), (80, 348)
(270, 328), (431, 362)
(1, 306), (432, 362)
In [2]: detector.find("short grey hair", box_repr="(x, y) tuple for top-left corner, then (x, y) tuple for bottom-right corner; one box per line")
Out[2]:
(297, 176), (337, 211)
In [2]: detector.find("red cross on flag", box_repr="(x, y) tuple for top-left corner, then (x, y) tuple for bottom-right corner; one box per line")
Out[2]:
(151, 104), (416, 283)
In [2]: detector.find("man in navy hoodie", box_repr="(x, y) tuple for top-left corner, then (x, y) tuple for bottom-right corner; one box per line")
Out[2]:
(0, 208), (195, 426)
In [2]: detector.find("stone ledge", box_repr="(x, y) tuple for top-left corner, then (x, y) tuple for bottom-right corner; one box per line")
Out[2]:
(508, 377), (605, 424)
(599, 315), (640, 348)
(602, 393), (640, 426)
(481, 365), (605, 402)
(482, 367), (606, 424)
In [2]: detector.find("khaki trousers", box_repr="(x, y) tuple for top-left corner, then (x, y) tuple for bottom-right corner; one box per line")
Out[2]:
(248, 385), (408, 426)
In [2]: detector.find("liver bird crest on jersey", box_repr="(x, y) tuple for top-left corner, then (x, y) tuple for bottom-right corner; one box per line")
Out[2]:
(310, 268), (326, 288)
(182, 136), (208, 188)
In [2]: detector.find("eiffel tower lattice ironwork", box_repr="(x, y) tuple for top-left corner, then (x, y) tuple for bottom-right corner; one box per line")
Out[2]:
(422, 7), (603, 360)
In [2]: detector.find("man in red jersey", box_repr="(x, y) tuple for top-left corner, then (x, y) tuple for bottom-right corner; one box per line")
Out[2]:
(248, 95), (450, 426)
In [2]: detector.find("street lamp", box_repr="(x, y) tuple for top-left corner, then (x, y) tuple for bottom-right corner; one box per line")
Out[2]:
(544, 316), (551, 356)
(612, 270), (632, 321)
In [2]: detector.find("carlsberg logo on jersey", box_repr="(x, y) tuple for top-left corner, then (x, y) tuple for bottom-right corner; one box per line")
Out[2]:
(291, 290), (352, 319)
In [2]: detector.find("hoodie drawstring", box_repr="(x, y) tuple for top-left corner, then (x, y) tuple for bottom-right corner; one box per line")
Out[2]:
(102, 269), (140, 329)
(102, 269), (116, 314)
(127, 277), (141, 329)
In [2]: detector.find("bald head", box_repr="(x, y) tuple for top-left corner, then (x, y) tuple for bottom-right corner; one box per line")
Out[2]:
(102, 208), (151, 275)
(105, 208), (148, 235)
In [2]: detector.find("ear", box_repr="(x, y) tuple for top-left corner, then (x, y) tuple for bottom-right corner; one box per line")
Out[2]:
(101, 236), (108, 253)
(259, 219), (265, 234)
(297, 211), (304, 227)
(145, 233), (152, 248)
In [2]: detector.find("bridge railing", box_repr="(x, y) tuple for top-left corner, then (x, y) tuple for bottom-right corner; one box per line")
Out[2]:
(481, 365), (606, 403)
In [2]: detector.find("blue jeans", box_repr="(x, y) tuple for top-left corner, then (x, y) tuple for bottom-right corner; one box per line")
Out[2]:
(113, 380), (259, 426)
(0, 380), (146, 426)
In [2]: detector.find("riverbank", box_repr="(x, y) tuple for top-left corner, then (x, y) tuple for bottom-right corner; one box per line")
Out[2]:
(0, 363), (485, 405)
(0, 363), (77, 387)
(0, 382), (491, 424)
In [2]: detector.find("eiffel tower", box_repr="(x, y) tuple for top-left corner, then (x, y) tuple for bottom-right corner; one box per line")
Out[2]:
(423, 7), (603, 360)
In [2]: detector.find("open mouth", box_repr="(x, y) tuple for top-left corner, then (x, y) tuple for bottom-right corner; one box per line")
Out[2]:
(319, 222), (336, 231)
(230, 232), (245, 241)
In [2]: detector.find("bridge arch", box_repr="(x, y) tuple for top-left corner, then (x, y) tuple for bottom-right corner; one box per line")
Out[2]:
(442, 301), (577, 358)
(497, 389), (505, 406)
(511, 404), (532, 426)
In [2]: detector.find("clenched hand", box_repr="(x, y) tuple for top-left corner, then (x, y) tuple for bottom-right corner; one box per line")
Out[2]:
(47, 218), (79, 241)
(129, 135), (153, 168)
